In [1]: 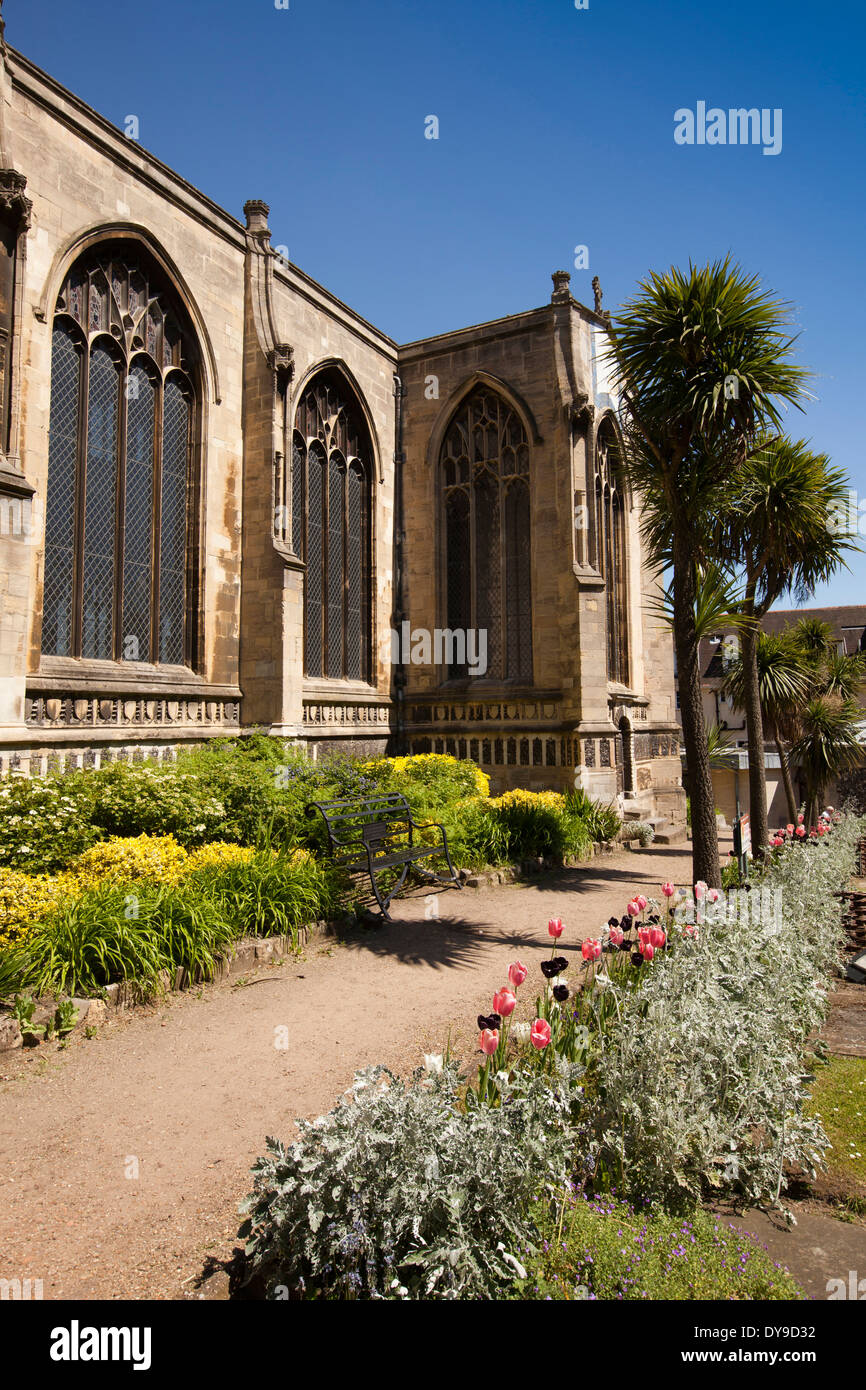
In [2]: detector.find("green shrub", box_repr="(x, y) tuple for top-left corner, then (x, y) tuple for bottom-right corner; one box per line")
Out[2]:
(567, 789), (621, 842)
(526, 1195), (804, 1300)
(0, 775), (101, 872)
(240, 1062), (577, 1300)
(86, 764), (228, 848)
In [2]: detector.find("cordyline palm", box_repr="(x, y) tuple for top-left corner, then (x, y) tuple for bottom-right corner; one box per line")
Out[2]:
(606, 259), (809, 887)
(790, 697), (865, 829)
(723, 633), (812, 822)
(717, 435), (856, 856)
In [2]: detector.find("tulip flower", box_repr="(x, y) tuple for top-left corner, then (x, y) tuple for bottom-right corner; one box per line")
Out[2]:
(552, 983), (569, 1002)
(640, 942), (655, 961)
(694, 880), (708, 900)
(608, 925), (624, 948)
(796, 826), (806, 838)
(797, 813), (804, 824)
(477, 1013), (501, 1031)
(786, 824), (795, 834)
(636, 894), (648, 911)
(662, 882), (675, 898)
(530, 1018), (551, 1050)
(772, 835), (784, 847)
(627, 899), (641, 918)
(581, 937), (602, 961)
(508, 960), (528, 989)
(548, 917), (564, 939)
(541, 957), (568, 979)
(649, 926), (666, 949)
(479, 1028), (499, 1055)
(817, 823), (827, 836)
(638, 927), (651, 945)
(683, 923), (697, 938)
(706, 888), (721, 904)
(492, 987), (517, 1018)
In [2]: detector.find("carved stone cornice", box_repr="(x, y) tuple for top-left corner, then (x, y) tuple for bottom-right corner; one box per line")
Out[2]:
(0, 168), (31, 230)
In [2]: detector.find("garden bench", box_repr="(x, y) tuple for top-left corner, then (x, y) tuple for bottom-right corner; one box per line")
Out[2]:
(305, 792), (463, 920)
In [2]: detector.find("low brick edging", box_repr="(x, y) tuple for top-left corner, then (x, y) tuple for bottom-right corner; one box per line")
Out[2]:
(0, 918), (337, 1052)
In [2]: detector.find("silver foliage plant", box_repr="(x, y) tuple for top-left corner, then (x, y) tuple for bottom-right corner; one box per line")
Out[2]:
(594, 815), (865, 1213)
(239, 1062), (578, 1300)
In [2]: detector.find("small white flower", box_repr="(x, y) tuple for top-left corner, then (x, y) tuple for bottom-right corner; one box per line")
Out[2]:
(423, 1053), (443, 1074)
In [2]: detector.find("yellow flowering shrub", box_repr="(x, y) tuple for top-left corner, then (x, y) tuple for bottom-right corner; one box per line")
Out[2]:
(65, 834), (189, 888)
(385, 753), (491, 800)
(185, 842), (255, 874)
(489, 789), (566, 813)
(0, 868), (67, 947)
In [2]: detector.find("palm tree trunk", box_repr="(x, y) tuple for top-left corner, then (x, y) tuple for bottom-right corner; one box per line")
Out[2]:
(673, 536), (720, 888)
(741, 618), (769, 861)
(775, 734), (797, 823)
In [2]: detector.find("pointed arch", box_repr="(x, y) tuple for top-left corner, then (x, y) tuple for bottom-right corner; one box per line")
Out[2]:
(438, 383), (532, 682)
(593, 413), (630, 685)
(41, 238), (201, 668)
(289, 366), (373, 682)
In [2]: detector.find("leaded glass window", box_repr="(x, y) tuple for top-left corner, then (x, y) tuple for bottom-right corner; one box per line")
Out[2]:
(42, 243), (198, 665)
(440, 389), (532, 681)
(593, 420), (630, 685)
(286, 373), (372, 681)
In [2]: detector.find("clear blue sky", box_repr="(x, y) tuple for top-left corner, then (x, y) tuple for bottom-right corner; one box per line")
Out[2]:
(8, 0), (865, 605)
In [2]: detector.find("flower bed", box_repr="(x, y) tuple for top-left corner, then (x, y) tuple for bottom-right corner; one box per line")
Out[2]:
(239, 809), (863, 1299)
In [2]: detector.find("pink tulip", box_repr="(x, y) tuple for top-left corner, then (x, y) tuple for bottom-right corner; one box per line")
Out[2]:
(694, 880), (708, 900)
(662, 882), (676, 898)
(796, 826), (806, 838)
(638, 927), (651, 946)
(786, 824), (795, 834)
(636, 894), (648, 911)
(706, 887), (721, 905)
(581, 938), (601, 962)
(797, 813), (805, 824)
(772, 836), (783, 847)
(817, 824), (827, 836)
(627, 900), (641, 918)
(530, 1018), (551, 1050)
(479, 1028), (499, 1056)
(683, 923), (697, 939)
(493, 987), (517, 1018)
(809, 828), (818, 838)
(507, 961), (528, 989)
(608, 925), (624, 947)
(649, 926), (666, 948)
(640, 942), (655, 961)
(548, 918), (564, 939)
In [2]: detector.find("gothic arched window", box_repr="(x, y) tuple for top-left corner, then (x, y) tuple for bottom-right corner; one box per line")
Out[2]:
(440, 388), (532, 681)
(42, 243), (198, 666)
(288, 373), (372, 681)
(593, 420), (629, 685)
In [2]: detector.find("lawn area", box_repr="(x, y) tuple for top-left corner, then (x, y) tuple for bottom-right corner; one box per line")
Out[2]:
(806, 1055), (866, 1192)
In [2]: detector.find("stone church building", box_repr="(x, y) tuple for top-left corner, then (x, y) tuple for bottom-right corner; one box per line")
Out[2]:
(0, 14), (683, 822)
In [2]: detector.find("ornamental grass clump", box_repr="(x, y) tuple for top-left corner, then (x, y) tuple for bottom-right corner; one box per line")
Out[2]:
(240, 1062), (578, 1300)
(592, 813), (865, 1212)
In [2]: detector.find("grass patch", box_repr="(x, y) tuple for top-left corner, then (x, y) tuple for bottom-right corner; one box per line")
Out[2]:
(806, 1054), (866, 1190)
(522, 1194), (804, 1300)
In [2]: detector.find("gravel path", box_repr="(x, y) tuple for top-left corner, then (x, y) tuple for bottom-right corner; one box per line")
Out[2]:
(0, 842), (702, 1300)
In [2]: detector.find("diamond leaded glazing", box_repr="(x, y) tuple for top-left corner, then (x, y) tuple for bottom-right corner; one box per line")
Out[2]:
(41, 243), (197, 665)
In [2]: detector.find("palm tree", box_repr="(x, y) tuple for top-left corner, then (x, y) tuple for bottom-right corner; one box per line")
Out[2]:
(607, 260), (809, 887)
(723, 632), (812, 822)
(718, 435), (856, 856)
(790, 697), (865, 828)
